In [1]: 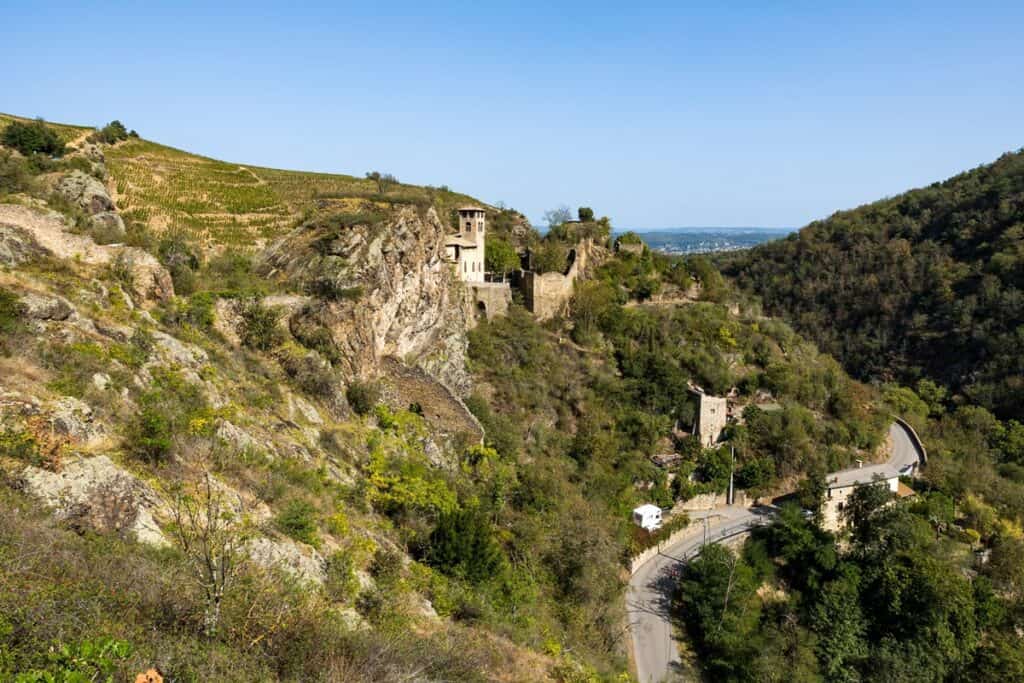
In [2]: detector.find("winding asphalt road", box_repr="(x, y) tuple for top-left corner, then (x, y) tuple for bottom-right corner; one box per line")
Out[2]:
(626, 422), (924, 683)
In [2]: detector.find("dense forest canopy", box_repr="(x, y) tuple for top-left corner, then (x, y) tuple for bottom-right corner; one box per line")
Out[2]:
(726, 149), (1024, 420)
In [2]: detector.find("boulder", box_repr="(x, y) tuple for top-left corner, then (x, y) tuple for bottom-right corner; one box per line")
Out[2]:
(48, 396), (104, 444)
(247, 536), (326, 585)
(19, 292), (75, 321)
(21, 455), (167, 546)
(54, 171), (114, 214)
(90, 211), (126, 243)
(0, 224), (47, 266)
(151, 330), (208, 368)
(215, 419), (262, 455)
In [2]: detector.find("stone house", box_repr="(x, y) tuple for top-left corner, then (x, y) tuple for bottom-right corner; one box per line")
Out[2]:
(821, 463), (901, 531)
(446, 206), (487, 283)
(445, 206), (511, 320)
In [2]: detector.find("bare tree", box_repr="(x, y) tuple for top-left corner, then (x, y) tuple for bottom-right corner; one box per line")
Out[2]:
(365, 171), (398, 194)
(168, 473), (248, 638)
(543, 205), (573, 229)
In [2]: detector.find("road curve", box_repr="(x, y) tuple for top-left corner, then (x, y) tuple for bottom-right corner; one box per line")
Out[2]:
(626, 422), (924, 683)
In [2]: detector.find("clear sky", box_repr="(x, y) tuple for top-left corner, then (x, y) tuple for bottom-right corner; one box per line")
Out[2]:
(6, 1), (1023, 228)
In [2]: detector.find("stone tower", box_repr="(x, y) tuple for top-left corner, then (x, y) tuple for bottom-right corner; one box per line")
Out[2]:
(696, 393), (728, 447)
(450, 206), (486, 283)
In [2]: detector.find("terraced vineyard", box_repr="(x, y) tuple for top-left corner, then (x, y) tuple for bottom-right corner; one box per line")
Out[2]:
(2, 111), (483, 247)
(104, 138), (481, 246)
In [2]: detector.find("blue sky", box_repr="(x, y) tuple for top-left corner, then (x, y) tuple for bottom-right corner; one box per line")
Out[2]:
(6, 1), (1022, 228)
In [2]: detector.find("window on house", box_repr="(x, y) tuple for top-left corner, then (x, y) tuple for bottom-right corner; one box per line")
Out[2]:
(463, 262), (466, 272)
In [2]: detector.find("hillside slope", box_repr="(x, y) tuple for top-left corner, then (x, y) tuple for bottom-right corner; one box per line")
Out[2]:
(727, 149), (1024, 419)
(0, 113), (913, 682)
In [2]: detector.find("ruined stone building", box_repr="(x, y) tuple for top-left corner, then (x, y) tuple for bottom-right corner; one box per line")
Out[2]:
(695, 392), (728, 447)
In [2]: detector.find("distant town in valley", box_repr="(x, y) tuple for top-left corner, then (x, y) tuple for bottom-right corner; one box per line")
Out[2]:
(617, 227), (794, 255)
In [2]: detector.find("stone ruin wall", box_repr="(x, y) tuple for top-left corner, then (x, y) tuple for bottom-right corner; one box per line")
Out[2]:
(522, 239), (591, 321)
(468, 282), (512, 321)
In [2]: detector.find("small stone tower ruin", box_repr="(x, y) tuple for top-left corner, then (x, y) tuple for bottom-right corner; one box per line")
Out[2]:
(696, 393), (728, 447)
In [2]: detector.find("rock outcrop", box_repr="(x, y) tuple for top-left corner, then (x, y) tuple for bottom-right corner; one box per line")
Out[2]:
(260, 205), (473, 393)
(55, 170), (115, 214)
(0, 204), (173, 302)
(21, 455), (167, 546)
(246, 536), (325, 585)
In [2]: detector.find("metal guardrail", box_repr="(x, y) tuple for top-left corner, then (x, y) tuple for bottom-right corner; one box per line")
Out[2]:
(661, 516), (771, 564)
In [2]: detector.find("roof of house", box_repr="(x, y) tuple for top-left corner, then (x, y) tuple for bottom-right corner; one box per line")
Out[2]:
(445, 235), (478, 248)
(827, 463), (900, 490)
(896, 481), (917, 498)
(457, 205), (486, 213)
(633, 503), (662, 516)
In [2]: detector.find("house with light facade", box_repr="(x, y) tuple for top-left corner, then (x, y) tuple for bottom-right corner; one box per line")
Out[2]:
(445, 206), (487, 283)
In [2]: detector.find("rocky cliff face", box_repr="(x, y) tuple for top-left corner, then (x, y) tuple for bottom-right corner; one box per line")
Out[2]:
(259, 204), (474, 393)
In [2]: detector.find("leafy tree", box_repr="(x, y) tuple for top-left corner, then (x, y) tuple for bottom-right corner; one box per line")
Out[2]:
(676, 543), (761, 677)
(809, 569), (867, 681)
(425, 508), (506, 584)
(577, 206), (595, 222)
(89, 120), (130, 144)
(531, 241), (569, 274)
(1, 119), (64, 156)
(484, 236), (519, 275)
(365, 170), (397, 193)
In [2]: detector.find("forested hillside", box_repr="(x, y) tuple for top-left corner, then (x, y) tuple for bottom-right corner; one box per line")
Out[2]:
(727, 149), (1024, 420)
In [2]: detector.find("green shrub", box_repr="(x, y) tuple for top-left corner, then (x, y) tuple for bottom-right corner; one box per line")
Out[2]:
(275, 500), (320, 547)
(324, 550), (360, 603)
(13, 637), (132, 682)
(304, 278), (363, 301)
(346, 380), (380, 416)
(126, 404), (173, 464)
(277, 346), (338, 398)
(88, 120), (130, 145)
(124, 369), (207, 463)
(0, 427), (41, 465)
(239, 299), (282, 350)
(200, 250), (266, 297)
(163, 292), (216, 330)
(1, 119), (65, 157)
(424, 508), (506, 584)
(0, 288), (25, 335)
(0, 150), (32, 195)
